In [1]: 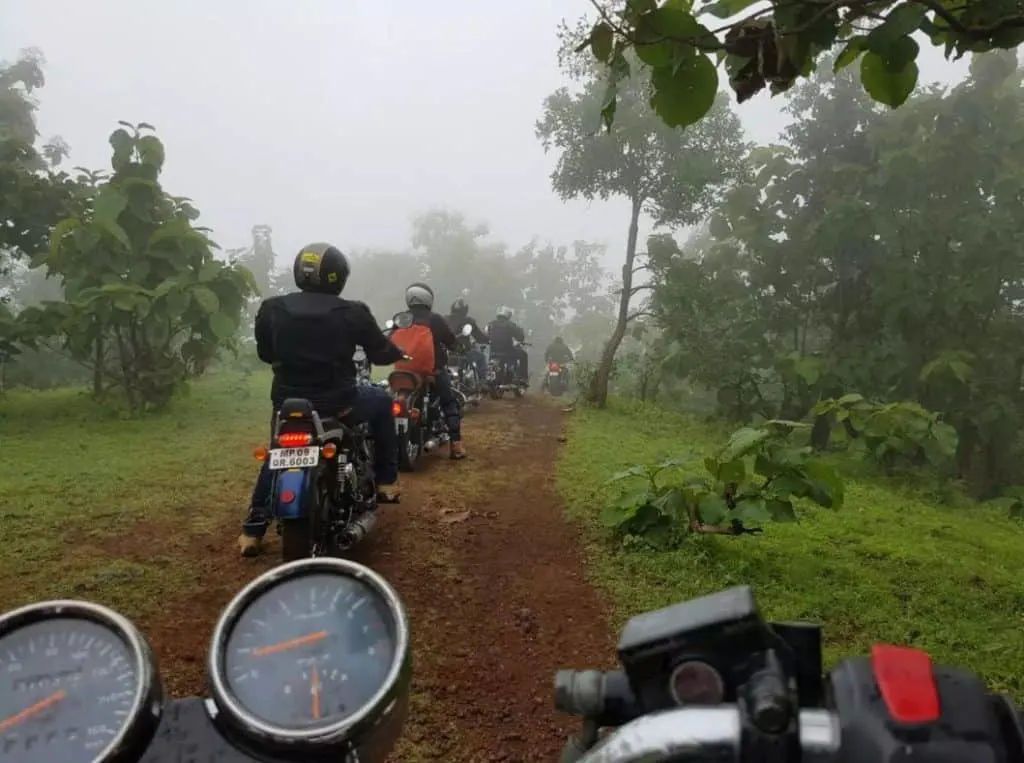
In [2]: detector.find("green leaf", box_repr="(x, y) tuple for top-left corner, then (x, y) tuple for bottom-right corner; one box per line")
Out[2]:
(766, 498), (796, 522)
(867, 4), (926, 50)
(92, 189), (128, 226)
(718, 457), (746, 483)
(860, 48), (918, 108)
(98, 219), (132, 251)
(837, 393), (865, 405)
(834, 36), (867, 71)
(136, 135), (166, 170)
(697, 493), (729, 524)
(192, 286), (220, 314)
(606, 464), (649, 484)
(734, 498), (771, 522)
(719, 426), (770, 461)
(804, 461), (844, 509)
(590, 22), (614, 63)
(700, 0), (759, 19)
(649, 52), (719, 128)
(208, 312), (236, 341)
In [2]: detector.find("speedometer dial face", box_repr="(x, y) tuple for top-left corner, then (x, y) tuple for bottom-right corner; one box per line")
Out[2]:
(222, 573), (396, 730)
(0, 618), (141, 762)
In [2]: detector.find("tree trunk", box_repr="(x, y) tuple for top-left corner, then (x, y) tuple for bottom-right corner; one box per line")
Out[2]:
(93, 330), (104, 398)
(588, 195), (642, 409)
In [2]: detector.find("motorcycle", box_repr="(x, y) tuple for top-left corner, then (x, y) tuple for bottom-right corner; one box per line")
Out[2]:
(544, 361), (570, 397)
(489, 340), (531, 399)
(449, 323), (484, 408)
(3, 559), (1020, 763)
(384, 311), (452, 472)
(354, 346), (373, 386)
(253, 398), (381, 562)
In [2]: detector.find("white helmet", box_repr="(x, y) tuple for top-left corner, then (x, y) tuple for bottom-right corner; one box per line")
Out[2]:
(405, 282), (434, 309)
(496, 305), (513, 319)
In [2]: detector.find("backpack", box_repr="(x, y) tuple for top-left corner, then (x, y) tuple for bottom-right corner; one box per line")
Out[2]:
(391, 322), (436, 377)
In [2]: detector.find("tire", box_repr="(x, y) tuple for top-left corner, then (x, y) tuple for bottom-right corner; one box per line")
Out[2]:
(398, 423), (423, 472)
(281, 518), (312, 562)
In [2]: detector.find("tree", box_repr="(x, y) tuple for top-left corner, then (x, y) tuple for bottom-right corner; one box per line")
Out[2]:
(19, 122), (257, 410)
(537, 61), (746, 407)
(569, 0), (1024, 129)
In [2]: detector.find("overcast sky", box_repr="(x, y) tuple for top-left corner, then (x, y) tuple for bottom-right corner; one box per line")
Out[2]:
(2, 0), (968, 268)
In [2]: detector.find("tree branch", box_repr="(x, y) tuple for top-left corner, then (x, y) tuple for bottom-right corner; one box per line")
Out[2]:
(626, 310), (655, 322)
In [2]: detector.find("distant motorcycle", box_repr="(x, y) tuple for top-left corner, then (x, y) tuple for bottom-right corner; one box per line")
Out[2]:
(383, 312), (453, 472)
(544, 361), (571, 397)
(257, 398), (380, 562)
(488, 341), (531, 399)
(448, 324), (484, 408)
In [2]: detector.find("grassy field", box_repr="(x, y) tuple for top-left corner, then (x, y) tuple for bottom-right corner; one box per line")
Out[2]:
(0, 371), (271, 615)
(557, 400), (1024, 700)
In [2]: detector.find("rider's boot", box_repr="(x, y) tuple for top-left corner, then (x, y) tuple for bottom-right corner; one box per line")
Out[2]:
(238, 507), (268, 557)
(378, 481), (402, 503)
(450, 441), (467, 460)
(238, 534), (261, 557)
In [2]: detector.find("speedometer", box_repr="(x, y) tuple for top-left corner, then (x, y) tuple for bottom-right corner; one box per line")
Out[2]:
(208, 558), (410, 757)
(0, 600), (162, 763)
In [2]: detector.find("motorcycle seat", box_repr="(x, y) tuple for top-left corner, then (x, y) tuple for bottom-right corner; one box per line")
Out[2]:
(387, 370), (436, 392)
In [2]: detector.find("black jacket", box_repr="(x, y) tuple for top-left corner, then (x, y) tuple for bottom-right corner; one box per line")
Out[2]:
(545, 341), (574, 364)
(446, 314), (489, 349)
(486, 316), (525, 355)
(407, 304), (457, 370)
(255, 291), (402, 411)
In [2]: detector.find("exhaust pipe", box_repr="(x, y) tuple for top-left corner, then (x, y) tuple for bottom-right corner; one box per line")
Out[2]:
(338, 510), (378, 548)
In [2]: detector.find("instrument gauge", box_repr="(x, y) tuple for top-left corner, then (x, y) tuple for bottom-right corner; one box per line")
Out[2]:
(668, 660), (726, 706)
(0, 600), (162, 763)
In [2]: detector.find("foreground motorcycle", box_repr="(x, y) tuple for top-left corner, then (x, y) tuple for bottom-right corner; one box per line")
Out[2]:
(1, 559), (1020, 763)
(489, 340), (531, 399)
(544, 361), (571, 397)
(384, 312), (453, 472)
(253, 396), (380, 562)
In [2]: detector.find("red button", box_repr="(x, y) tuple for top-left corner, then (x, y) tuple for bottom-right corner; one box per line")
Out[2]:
(871, 644), (940, 724)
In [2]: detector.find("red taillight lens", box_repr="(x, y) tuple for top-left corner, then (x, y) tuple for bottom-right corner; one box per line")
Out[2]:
(392, 401), (403, 416)
(548, 363), (560, 372)
(278, 431), (312, 447)
(281, 490), (296, 503)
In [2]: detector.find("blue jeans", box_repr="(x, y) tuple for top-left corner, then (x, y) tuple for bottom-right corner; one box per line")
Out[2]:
(434, 368), (462, 441)
(242, 386), (399, 538)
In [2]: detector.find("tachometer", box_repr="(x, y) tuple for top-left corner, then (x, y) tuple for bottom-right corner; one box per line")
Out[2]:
(208, 558), (410, 754)
(0, 600), (162, 763)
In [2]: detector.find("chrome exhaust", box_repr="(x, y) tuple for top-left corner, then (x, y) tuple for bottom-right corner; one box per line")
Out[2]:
(337, 510), (378, 549)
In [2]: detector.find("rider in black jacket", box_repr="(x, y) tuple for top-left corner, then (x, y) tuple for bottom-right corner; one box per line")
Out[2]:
(403, 283), (467, 460)
(544, 336), (574, 364)
(487, 306), (528, 384)
(446, 298), (489, 383)
(239, 243), (404, 557)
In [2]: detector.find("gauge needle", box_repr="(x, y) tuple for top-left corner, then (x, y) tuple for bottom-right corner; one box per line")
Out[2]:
(311, 668), (321, 720)
(0, 690), (67, 732)
(251, 630), (328, 657)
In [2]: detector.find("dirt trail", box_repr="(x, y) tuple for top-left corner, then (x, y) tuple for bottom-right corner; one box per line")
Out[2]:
(141, 398), (615, 761)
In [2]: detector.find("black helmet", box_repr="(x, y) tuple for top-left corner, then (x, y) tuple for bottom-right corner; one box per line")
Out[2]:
(405, 282), (435, 309)
(451, 298), (468, 317)
(293, 242), (350, 295)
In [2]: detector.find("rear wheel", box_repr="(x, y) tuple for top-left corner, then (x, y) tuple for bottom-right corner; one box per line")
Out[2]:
(281, 518), (312, 562)
(398, 423), (423, 472)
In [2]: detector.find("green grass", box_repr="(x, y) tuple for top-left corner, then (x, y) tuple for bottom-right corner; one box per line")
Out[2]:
(0, 371), (272, 614)
(557, 400), (1024, 701)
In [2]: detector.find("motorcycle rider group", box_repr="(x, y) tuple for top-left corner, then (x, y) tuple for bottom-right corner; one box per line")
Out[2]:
(238, 242), (574, 557)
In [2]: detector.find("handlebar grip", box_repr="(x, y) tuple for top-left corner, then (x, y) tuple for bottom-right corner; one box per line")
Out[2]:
(554, 669), (640, 727)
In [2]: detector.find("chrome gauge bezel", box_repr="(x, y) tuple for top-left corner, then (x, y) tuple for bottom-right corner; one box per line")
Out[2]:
(207, 557), (411, 751)
(668, 659), (726, 706)
(0, 599), (164, 763)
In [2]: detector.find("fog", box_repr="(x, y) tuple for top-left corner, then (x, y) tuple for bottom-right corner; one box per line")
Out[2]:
(1, 0), (969, 265)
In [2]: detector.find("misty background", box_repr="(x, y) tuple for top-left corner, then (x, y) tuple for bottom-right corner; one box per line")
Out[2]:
(2, 0), (967, 266)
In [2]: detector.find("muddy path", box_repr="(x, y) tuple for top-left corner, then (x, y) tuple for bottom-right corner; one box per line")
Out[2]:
(141, 397), (615, 761)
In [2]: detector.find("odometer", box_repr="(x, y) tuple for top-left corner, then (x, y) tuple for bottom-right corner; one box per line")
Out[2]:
(0, 601), (162, 763)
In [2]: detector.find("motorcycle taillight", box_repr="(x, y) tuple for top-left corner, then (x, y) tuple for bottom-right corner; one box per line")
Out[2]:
(277, 431), (313, 447)
(548, 363), (561, 372)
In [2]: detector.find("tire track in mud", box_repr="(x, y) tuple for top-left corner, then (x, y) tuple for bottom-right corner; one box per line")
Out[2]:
(142, 398), (615, 761)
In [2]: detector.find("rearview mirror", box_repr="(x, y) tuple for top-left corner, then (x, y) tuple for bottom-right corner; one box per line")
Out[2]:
(461, 324), (473, 337)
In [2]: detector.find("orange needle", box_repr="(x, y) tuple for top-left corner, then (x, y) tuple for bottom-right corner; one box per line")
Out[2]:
(311, 669), (321, 720)
(251, 630), (327, 657)
(0, 690), (67, 733)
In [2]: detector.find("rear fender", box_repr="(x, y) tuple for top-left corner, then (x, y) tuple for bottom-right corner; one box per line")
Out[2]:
(273, 469), (312, 520)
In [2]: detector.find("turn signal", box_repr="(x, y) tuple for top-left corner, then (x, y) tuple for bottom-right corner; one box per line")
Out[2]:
(253, 446), (268, 462)
(322, 442), (338, 458)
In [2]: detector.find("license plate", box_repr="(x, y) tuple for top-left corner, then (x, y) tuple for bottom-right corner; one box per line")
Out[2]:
(395, 417), (408, 431)
(268, 446), (320, 470)
(549, 372), (560, 377)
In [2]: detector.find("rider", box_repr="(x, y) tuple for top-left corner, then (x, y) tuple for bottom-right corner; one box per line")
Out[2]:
(543, 336), (574, 387)
(487, 306), (528, 384)
(446, 297), (489, 384)
(403, 283), (467, 460)
(238, 243), (404, 557)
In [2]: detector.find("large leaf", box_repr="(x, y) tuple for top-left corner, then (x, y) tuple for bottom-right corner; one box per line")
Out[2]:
(719, 427), (770, 461)
(860, 48), (918, 108)
(697, 493), (729, 524)
(649, 52), (719, 128)
(208, 311), (236, 341)
(191, 286), (220, 315)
